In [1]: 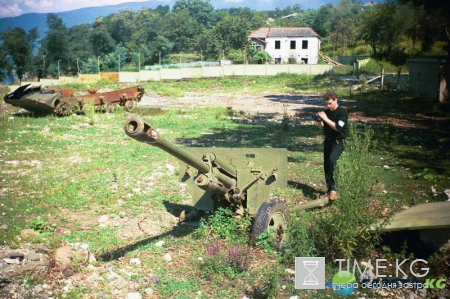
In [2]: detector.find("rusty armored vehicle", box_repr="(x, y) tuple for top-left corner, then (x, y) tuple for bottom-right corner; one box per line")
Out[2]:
(4, 84), (144, 116)
(124, 116), (290, 245)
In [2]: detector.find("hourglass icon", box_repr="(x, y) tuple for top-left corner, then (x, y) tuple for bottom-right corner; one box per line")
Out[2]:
(303, 260), (319, 285)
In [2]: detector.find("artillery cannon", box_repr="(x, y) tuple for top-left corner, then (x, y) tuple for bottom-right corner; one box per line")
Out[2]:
(124, 116), (290, 245)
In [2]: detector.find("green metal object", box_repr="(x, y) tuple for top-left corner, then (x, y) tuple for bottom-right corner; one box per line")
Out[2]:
(124, 116), (289, 242)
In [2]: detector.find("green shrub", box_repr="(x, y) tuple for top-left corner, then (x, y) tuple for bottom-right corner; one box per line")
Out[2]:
(253, 265), (282, 298)
(30, 216), (55, 234)
(313, 124), (398, 259)
(200, 240), (251, 278)
(194, 207), (252, 245)
(281, 211), (318, 264)
(359, 59), (406, 75)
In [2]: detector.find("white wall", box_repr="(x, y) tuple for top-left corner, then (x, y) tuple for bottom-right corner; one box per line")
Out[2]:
(117, 65), (333, 82)
(265, 37), (320, 64)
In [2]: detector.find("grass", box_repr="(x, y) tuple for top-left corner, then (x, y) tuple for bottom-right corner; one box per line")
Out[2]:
(1, 78), (449, 298)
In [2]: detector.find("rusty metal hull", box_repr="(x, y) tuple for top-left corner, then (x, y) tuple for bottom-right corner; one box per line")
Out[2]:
(4, 84), (144, 115)
(80, 86), (144, 108)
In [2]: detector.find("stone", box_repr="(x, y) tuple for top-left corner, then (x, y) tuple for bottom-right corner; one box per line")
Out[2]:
(148, 274), (160, 284)
(54, 246), (72, 268)
(19, 229), (40, 241)
(126, 292), (142, 299)
(145, 287), (154, 295)
(417, 288), (427, 297)
(0, 224), (8, 230)
(285, 268), (295, 275)
(98, 215), (109, 223)
(54, 245), (92, 268)
(163, 253), (172, 262)
(130, 258), (141, 265)
(26, 251), (42, 261)
(155, 240), (164, 247)
(3, 258), (21, 264)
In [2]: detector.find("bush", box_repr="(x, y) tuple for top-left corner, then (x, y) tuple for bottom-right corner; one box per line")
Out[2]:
(194, 207), (252, 245)
(200, 240), (251, 278)
(358, 59), (406, 75)
(281, 211), (317, 264)
(317, 124), (398, 259)
(285, 124), (399, 261)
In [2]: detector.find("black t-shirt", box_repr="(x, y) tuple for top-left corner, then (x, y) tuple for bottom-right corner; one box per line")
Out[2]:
(324, 106), (348, 140)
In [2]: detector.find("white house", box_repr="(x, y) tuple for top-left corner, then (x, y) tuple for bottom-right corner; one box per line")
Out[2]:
(248, 27), (321, 64)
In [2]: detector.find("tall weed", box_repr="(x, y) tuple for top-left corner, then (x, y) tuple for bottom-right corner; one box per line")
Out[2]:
(194, 208), (252, 245)
(315, 124), (396, 259)
(281, 211), (317, 264)
(285, 123), (398, 261)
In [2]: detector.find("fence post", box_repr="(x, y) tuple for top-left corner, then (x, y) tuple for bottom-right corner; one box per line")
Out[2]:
(380, 68), (385, 90)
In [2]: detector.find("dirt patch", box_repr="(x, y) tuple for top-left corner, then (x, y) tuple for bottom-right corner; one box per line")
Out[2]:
(139, 92), (325, 117)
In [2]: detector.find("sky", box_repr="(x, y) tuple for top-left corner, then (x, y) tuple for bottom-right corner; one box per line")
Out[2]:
(0, 0), (359, 18)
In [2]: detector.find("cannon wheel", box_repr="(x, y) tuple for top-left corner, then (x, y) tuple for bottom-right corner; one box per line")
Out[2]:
(125, 100), (136, 112)
(104, 102), (115, 113)
(252, 199), (289, 248)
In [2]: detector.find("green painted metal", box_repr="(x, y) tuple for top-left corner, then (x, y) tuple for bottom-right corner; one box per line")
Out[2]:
(182, 147), (287, 215)
(124, 116), (287, 216)
(381, 201), (450, 232)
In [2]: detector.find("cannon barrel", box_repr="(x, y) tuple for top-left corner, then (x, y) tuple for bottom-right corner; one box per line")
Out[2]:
(124, 116), (210, 173)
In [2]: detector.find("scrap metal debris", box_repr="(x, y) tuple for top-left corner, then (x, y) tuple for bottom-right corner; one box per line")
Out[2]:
(4, 84), (144, 116)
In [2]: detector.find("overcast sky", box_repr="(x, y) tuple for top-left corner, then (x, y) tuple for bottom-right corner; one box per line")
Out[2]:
(0, 0), (358, 18)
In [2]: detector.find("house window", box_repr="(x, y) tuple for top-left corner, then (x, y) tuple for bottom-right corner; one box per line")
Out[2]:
(275, 40), (281, 49)
(302, 40), (308, 49)
(290, 40), (296, 49)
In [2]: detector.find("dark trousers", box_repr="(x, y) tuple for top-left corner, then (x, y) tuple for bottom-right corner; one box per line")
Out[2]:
(323, 139), (344, 192)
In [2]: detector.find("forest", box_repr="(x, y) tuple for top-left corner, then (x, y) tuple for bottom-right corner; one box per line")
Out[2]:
(0, 0), (449, 82)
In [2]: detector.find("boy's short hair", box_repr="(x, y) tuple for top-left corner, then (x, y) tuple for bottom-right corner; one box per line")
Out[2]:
(323, 91), (337, 101)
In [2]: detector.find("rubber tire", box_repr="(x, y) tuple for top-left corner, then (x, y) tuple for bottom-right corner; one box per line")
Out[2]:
(252, 199), (289, 248)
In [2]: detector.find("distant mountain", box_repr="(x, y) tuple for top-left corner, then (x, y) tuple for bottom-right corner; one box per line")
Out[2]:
(0, 1), (174, 37)
(0, 0), (380, 37)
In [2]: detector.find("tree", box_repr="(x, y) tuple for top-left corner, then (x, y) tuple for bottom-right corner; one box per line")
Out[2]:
(207, 16), (252, 60)
(159, 10), (200, 52)
(90, 18), (116, 57)
(104, 10), (137, 46)
(251, 49), (271, 64)
(357, 3), (400, 58)
(0, 27), (34, 82)
(67, 24), (95, 75)
(299, 9), (318, 28)
(173, 0), (214, 28)
(396, 0), (450, 54)
(312, 4), (334, 37)
(329, 18), (357, 56)
(42, 13), (68, 70)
